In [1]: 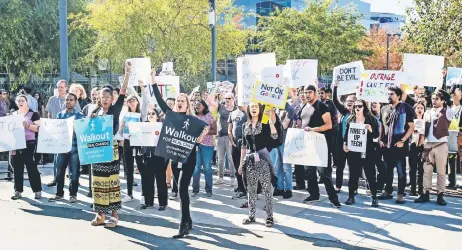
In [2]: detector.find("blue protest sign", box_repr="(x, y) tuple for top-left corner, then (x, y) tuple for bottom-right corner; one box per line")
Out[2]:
(446, 67), (462, 86)
(74, 116), (114, 165)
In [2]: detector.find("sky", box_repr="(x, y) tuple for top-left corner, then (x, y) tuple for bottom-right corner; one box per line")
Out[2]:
(363, 0), (414, 15)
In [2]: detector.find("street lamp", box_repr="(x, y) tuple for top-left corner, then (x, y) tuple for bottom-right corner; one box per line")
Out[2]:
(209, 0), (216, 82)
(386, 33), (391, 70)
(59, 0), (69, 81)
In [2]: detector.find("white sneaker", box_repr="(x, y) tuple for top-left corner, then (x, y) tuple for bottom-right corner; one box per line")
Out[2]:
(169, 192), (178, 200)
(215, 178), (225, 185)
(121, 195), (134, 203)
(230, 178), (236, 187)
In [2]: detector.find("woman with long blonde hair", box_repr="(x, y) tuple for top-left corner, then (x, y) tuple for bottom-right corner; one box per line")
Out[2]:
(150, 69), (208, 238)
(69, 83), (88, 109)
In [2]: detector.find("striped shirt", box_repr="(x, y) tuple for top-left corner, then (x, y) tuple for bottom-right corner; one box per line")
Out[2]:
(57, 109), (85, 152)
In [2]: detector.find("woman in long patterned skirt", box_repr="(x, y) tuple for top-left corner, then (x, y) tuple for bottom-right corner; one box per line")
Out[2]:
(90, 63), (130, 228)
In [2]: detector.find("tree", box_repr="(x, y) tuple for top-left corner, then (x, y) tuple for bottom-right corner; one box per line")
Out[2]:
(80, 0), (248, 91)
(256, 0), (372, 76)
(359, 28), (403, 70)
(403, 0), (462, 66)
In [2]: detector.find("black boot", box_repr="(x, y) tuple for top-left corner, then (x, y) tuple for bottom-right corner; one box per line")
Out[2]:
(436, 193), (447, 206)
(410, 187), (418, 197)
(371, 196), (379, 207)
(273, 188), (284, 197)
(282, 190), (292, 199)
(173, 218), (192, 238)
(345, 196), (355, 205)
(414, 191), (430, 203)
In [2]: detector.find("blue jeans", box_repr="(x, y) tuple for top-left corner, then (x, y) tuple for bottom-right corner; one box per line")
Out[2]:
(269, 145), (293, 191)
(55, 150), (80, 196)
(193, 145), (214, 193)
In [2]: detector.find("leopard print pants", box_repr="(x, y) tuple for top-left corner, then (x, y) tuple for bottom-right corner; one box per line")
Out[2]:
(246, 160), (274, 219)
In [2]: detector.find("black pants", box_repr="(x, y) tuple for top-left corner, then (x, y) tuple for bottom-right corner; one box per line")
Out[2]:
(171, 150), (196, 223)
(409, 143), (424, 192)
(123, 140), (143, 196)
(335, 149), (348, 189)
(12, 143), (42, 193)
(346, 152), (377, 197)
(232, 145), (246, 194)
(448, 153), (458, 187)
(141, 155), (169, 206)
(295, 165), (307, 189)
(374, 144), (387, 192)
(306, 165), (338, 201)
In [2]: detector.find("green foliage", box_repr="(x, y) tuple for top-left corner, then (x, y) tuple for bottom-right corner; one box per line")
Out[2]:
(403, 0), (462, 66)
(256, 0), (371, 76)
(81, 0), (248, 91)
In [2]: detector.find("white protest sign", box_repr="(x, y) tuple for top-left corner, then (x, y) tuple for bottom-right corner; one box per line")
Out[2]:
(359, 70), (402, 103)
(286, 59), (318, 88)
(448, 130), (459, 153)
(333, 61), (364, 95)
(145, 75), (180, 105)
(347, 123), (367, 153)
(207, 82), (217, 94)
(126, 58), (152, 86)
(237, 53), (276, 106)
(261, 66), (284, 86)
(283, 129), (328, 167)
(220, 81), (235, 93)
(403, 53), (444, 88)
(37, 117), (74, 154)
(251, 81), (289, 109)
(129, 122), (162, 147)
(0, 115), (26, 152)
(414, 119), (425, 135)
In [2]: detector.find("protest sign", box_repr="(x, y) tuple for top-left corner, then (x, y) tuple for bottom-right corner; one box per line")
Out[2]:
(359, 70), (402, 103)
(0, 115), (26, 152)
(155, 111), (207, 163)
(251, 81), (289, 109)
(220, 81), (235, 93)
(237, 53), (276, 106)
(191, 86), (200, 93)
(283, 129), (328, 167)
(37, 117), (74, 154)
(286, 59), (318, 88)
(129, 122), (162, 147)
(206, 82), (217, 94)
(333, 61), (364, 95)
(446, 67), (462, 87)
(126, 58), (152, 86)
(144, 75), (180, 105)
(123, 112), (141, 139)
(414, 119), (425, 135)
(261, 66), (284, 86)
(403, 53), (444, 88)
(347, 123), (367, 153)
(74, 116), (114, 165)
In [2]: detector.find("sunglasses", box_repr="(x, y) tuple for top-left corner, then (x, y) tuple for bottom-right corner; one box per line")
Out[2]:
(148, 112), (157, 116)
(354, 105), (364, 108)
(225, 97), (233, 100)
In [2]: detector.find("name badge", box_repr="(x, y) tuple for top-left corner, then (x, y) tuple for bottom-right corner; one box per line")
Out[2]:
(254, 152), (260, 162)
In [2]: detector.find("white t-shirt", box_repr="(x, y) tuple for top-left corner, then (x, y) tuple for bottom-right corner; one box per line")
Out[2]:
(425, 107), (455, 142)
(300, 103), (314, 128)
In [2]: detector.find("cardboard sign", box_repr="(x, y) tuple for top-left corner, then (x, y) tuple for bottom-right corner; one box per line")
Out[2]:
(0, 115), (26, 152)
(129, 122), (162, 147)
(237, 53), (276, 106)
(283, 129), (328, 167)
(37, 117), (74, 154)
(145, 75), (180, 105)
(155, 111), (207, 163)
(403, 53), (445, 88)
(446, 67), (462, 87)
(74, 116), (114, 165)
(126, 58), (152, 86)
(286, 59), (318, 88)
(333, 61), (364, 95)
(261, 66), (284, 85)
(347, 123), (367, 153)
(359, 70), (402, 103)
(414, 119), (425, 134)
(122, 112), (141, 139)
(251, 81), (289, 109)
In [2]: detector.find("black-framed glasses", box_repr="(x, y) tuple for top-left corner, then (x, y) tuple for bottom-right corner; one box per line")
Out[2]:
(148, 112), (157, 116)
(225, 97), (232, 100)
(354, 105), (364, 108)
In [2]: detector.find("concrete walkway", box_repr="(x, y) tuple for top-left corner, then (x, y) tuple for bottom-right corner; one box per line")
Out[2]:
(0, 163), (461, 250)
